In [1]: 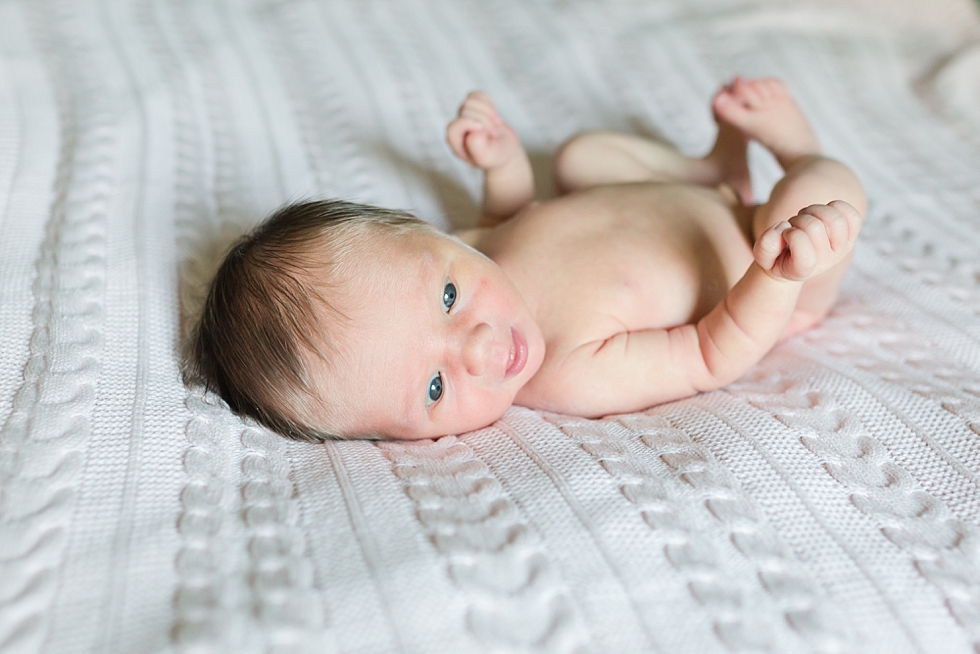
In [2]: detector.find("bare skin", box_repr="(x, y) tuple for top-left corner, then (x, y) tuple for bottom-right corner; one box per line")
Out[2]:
(447, 77), (866, 418)
(302, 77), (865, 439)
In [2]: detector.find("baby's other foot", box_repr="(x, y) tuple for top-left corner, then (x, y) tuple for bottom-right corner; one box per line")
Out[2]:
(712, 77), (822, 170)
(447, 92), (525, 171)
(754, 200), (861, 281)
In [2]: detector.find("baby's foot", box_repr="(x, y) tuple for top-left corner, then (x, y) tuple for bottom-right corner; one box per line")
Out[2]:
(447, 92), (526, 171)
(712, 77), (822, 170)
(754, 200), (861, 281)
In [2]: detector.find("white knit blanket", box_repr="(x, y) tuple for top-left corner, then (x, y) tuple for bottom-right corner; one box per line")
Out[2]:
(2, 0), (980, 652)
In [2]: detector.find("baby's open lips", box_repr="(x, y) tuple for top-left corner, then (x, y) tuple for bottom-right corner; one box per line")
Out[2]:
(505, 327), (527, 378)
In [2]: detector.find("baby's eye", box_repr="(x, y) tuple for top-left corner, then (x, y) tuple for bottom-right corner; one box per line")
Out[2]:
(426, 372), (444, 406)
(442, 281), (457, 313)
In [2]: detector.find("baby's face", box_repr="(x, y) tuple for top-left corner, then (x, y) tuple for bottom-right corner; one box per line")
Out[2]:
(311, 227), (544, 440)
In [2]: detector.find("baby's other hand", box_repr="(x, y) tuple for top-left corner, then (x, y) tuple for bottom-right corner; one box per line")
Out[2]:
(446, 91), (524, 171)
(754, 200), (861, 281)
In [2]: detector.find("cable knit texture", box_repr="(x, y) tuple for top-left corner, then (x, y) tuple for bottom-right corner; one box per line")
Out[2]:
(1, 0), (979, 652)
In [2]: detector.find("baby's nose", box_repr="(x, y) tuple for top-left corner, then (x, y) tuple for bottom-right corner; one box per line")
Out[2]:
(461, 322), (493, 376)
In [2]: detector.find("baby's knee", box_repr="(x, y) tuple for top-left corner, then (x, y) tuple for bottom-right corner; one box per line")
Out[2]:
(783, 156), (866, 217)
(553, 131), (649, 193)
(553, 131), (604, 188)
(555, 131), (607, 160)
(756, 157), (865, 240)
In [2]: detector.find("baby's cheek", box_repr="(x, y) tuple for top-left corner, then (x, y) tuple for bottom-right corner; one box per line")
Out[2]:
(463, 388), (514, 431)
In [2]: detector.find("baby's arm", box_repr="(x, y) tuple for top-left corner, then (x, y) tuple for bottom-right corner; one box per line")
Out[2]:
(447, 92), (534, 226)
(526, 201), (861, 416)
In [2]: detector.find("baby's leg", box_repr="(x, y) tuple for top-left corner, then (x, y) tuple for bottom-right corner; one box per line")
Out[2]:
(758, 160), (865, 335)
(553, 110), (752, 201)
(715, 78), (866, 333)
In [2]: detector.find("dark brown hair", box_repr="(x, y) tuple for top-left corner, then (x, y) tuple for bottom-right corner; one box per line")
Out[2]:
(186, 199), (426, 441)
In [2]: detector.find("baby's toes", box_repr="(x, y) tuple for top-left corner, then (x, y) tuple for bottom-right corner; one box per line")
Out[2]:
(754, 79), (775, 101)
(712, 89), (741, 119)
(733, 78), (766, 108)
(713, 88), (760, 124)
(761, 78), (787, 99)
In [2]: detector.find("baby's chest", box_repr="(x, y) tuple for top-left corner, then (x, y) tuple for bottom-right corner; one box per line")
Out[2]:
(515, 217), (752, 349)
(533, 244), (705, 342)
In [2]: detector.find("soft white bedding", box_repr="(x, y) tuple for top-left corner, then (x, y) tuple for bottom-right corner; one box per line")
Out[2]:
(2, 0), (980, 652)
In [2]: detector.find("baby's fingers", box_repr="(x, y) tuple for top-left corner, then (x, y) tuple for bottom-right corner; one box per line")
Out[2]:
(781, 226), (817, 279)
(819, 204), (850, 251)
(827, 200), (862, 244)
(446, 116), (485, 164)
(796, 204), (845, 252)
(459, 91), (501, 129)
(789, 209), (832, 261)
(754, 220), (791, 270)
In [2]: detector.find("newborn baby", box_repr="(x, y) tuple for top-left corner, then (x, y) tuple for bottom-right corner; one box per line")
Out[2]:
(191, 77), (865, 442)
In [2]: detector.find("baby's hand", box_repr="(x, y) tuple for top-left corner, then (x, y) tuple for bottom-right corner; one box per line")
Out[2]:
(446, 91), (524, 171)
(754, 200), (861, 281)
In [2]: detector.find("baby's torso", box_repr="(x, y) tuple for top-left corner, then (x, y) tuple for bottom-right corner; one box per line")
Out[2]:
(469, 182), (754, 355)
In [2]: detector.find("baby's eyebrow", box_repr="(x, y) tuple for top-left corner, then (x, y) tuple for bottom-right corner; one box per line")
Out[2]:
(397, 349), (430, 436)
(395, 240), (443, 436)
(420, 253), (439, 290)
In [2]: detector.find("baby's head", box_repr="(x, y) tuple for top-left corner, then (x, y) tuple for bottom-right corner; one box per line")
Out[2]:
(189, 199), (543, 442)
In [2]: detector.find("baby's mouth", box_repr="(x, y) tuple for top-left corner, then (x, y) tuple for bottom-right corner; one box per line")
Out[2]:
(505, 327), (527, 379)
